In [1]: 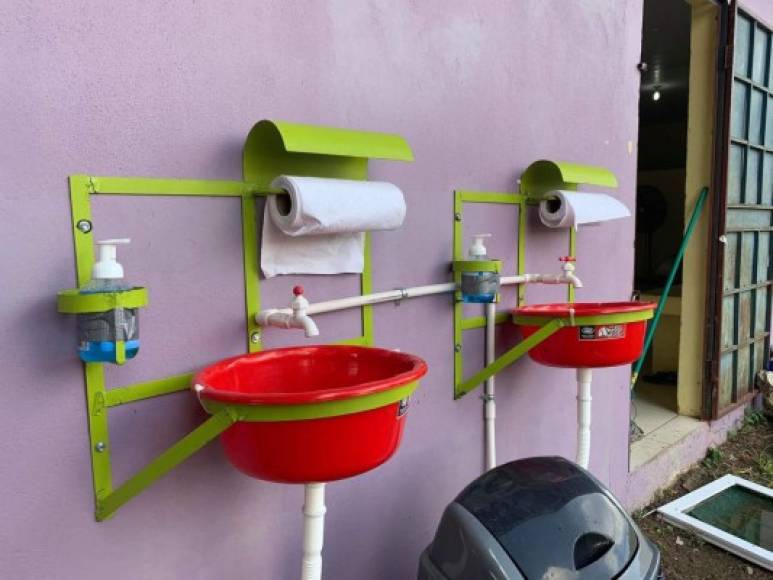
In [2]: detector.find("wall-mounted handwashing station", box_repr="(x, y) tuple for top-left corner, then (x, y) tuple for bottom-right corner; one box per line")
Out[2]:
(451, 160), (652, 472)
(57, 120), (416, 515)
(58, 120), (430, 580)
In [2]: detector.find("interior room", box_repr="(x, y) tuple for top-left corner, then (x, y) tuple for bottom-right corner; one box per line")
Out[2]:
(633, 0), (694, 440)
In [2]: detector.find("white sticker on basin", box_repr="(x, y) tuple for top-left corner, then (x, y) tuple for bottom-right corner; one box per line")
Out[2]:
(578, 325), (625, 340)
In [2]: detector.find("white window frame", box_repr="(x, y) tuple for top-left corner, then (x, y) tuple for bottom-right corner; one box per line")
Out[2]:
(658, 474), (773, 571)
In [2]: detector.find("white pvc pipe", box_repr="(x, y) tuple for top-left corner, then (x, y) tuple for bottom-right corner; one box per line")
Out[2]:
(576, 368), (592, 469)
(484, 302), (497, 471)
(301, 483), (326, 580)
(306, 283), (453, 315)
(257, 273), (583, 322)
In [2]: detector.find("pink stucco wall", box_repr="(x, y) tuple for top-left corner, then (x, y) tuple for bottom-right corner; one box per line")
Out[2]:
(1, 1), (770, 579)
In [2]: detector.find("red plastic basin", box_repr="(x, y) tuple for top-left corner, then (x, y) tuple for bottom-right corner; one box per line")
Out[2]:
(513, 302), (656, 368)
(194, 345), (427, 483)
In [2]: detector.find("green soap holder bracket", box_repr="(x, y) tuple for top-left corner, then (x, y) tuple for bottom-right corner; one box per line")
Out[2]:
(57, 287), (149, 314)
(452, 259), (503, 302)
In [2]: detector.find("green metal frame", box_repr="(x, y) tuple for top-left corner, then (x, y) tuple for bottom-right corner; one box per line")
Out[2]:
(62, 120), (413, 520)
(452, 190), (525, 398)
(452, 160), (619, 398)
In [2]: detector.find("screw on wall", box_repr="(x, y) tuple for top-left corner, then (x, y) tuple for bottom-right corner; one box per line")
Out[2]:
(250, 331), (262, 344)
(454, 212), (462, 222)
(76, 219), (93, 233)
(454, 343), (462, 353)
(95, 441), (106, 453)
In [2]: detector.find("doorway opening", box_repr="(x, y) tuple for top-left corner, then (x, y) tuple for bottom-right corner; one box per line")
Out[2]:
(631, 0), (715, 466)
(631, 0), (773, 469)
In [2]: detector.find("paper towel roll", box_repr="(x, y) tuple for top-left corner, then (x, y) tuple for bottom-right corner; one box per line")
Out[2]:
(261, 175), (407, 278)
(268, 175), (406, 236)
(539, 190), (631, 229)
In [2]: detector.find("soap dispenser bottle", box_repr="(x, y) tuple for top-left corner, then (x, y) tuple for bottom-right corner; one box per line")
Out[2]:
(460, 234), (500, 303)
(77, 239), (140, 363)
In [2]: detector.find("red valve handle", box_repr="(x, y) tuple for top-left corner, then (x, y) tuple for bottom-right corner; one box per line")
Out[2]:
(293, 285), (304, 296)
(559, 256), (576, 262)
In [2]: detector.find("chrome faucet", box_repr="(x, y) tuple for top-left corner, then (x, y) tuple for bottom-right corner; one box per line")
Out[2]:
(255, 285), (320, 338)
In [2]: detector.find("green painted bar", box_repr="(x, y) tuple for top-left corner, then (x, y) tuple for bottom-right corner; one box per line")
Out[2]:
(455, 319), (563, 398)
(335, 335), (370, 346)
(105, 373), (193, 407)
(96, 409), (237, 521)
(453, 191), (465, 387)
(88, 176), (249, 197)
(518, 199), (527, 305)
(241, 195), (262, 353)
(115, 341), (126, 365)
(459, 191), (525, 204)
(69, 176), (95, 286)
(85, 362), (113, 502)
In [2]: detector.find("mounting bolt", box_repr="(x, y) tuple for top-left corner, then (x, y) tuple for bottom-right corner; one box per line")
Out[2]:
(454, 212), (462, 222)
(250, 331), (261, 344)
(95, 441), (106, 453)
(76, 219), (93, 233)
(454, 343), (462, 353)
(637, 61), (648, 72)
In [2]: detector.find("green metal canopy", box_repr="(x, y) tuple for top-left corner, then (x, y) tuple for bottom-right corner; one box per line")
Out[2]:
(520, 159), (618, 198)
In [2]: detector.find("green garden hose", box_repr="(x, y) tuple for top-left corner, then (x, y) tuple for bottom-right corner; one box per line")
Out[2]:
(631, 186), (709, 389)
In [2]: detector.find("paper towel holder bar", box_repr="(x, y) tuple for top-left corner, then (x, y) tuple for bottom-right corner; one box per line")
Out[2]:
(249, 186), (286, 197)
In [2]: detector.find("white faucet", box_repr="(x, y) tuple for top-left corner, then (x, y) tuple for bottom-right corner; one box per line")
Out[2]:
(255, 285), (320, 338)
(559, 256), (583, 288)
(517, 256), (583, 288)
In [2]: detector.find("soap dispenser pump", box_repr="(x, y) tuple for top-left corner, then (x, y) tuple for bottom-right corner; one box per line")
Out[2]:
(459, 234), (501, 304)
(77, 239), (140, 363)
(469, 234), (490, 260)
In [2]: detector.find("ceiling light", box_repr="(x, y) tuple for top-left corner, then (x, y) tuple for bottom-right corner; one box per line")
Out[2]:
(652, 89), (661, 102)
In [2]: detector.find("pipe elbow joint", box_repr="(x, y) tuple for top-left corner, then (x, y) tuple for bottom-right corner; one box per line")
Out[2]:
(299, 316), (320, 338)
